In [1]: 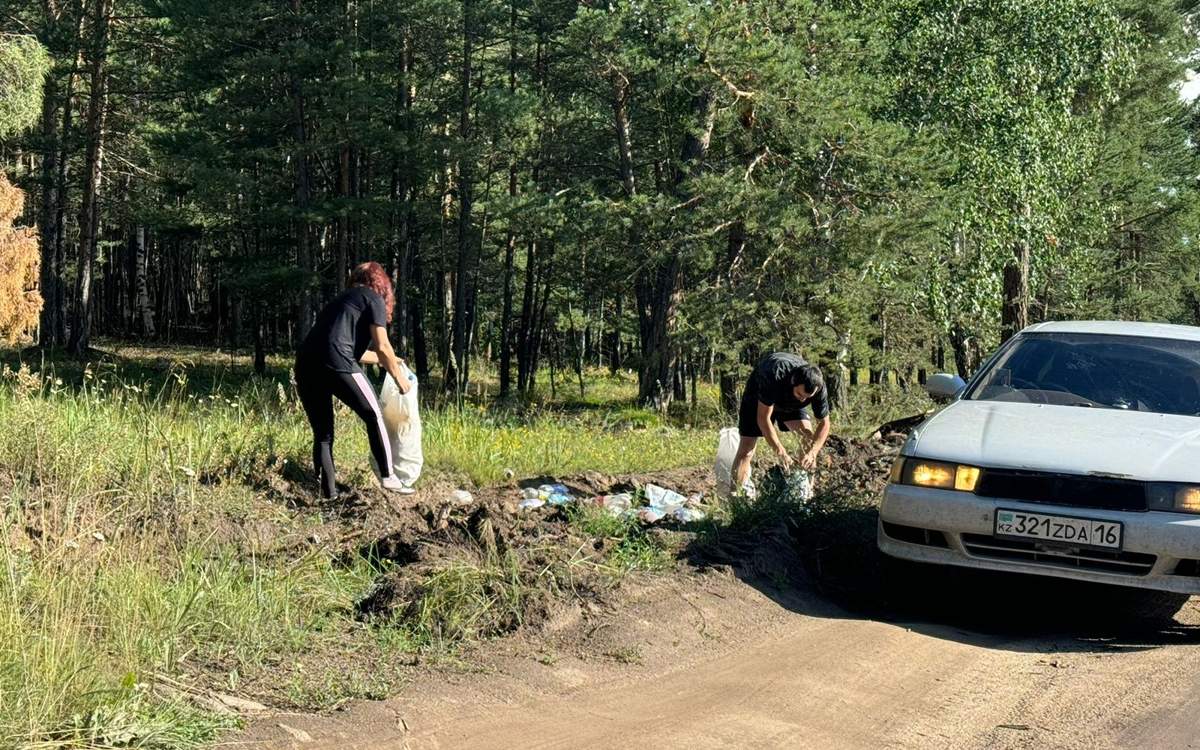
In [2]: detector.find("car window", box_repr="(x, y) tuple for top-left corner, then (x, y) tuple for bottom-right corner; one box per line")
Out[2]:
(967, 333), (1200, 417)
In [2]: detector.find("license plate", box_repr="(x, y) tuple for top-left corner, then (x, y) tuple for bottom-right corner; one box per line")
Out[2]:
(994, 509), (1123, 550)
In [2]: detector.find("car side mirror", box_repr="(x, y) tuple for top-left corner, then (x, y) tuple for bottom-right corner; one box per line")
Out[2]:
(924, 373), (966, 402)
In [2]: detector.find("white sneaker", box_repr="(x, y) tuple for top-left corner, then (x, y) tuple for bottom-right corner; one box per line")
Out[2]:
(379, 474), (415, 494)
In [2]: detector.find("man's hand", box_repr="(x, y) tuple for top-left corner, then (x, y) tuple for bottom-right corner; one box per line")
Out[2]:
(776, 447), (795, 471)
(800, 450), (819, 471)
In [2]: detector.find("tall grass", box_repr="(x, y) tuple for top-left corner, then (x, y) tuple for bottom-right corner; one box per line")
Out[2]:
(0, 346), (920, 748)
(0, 352), (723, 748)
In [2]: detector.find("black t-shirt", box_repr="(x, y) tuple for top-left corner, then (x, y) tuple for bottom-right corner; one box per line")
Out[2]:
(747, 352), (831, 419)
(298, 286), (387, 372)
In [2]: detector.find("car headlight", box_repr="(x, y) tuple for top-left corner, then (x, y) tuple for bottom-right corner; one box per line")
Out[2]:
(1148, 484), (1200, 514)
(890, 457), (982, 492)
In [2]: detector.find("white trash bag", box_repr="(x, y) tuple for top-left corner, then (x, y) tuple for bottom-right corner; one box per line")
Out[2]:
(714, 427), (743, 497)
(378, 364), (423, 488)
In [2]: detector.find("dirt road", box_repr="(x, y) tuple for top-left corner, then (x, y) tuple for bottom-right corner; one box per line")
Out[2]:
(236, 564), (1200, 750)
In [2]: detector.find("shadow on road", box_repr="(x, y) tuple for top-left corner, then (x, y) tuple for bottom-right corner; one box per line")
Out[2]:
(683, 501), (1200, 655)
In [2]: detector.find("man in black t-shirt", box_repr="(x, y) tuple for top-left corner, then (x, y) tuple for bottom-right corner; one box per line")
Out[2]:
(732, 352), (833, 491)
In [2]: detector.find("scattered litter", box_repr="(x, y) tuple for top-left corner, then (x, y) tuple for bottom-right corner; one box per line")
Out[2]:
(636, 507), (667, 523)
(519, 484), (575, 511)
(595, 492), (634, 517)
(517, 481), (706, 524)
(645, 484), (687, 509)
(642, 483), (706, 524)
(673, 506), (706, 523)
(451, 489), (474, 505)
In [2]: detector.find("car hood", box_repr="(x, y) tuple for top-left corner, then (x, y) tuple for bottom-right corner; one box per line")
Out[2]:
(907, 400), (1200, 483)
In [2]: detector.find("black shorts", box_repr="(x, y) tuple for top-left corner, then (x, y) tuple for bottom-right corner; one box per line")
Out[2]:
(738, 391), (812, 438)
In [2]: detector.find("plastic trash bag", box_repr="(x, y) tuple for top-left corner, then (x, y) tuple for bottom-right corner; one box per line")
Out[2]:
(645, 483), (687, 510)
(378, 364), (423, 488)
(595, 493), (633, 517)
(673, 506), (706, 523)
(714, 427), (743, 497)
(637, 507), (668, 523)
(785, 470), (815, 503)
(761, 466), (814, 504)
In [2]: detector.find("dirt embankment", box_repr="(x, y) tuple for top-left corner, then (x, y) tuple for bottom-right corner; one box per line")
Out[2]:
(234, 426), (1200, 750)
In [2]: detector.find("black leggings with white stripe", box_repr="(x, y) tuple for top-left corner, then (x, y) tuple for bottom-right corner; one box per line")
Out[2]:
(294, 360), (394, 498)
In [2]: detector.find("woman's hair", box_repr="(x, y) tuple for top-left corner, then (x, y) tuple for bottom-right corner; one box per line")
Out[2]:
(349, 261), (395, 323)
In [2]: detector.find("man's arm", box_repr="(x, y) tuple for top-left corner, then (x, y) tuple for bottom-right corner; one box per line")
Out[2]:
(757, 401), (794, 470)
(360, 350), (379, 365)
(801, 416), (831, 470)
(369, 325), (411, 394)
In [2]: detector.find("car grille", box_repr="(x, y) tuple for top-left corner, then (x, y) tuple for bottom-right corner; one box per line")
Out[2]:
(961, 533), (1156, 576)
(976, 469), (1147, 512)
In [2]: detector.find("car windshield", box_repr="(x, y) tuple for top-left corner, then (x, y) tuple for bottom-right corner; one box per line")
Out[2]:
(966, 332), (1200, 417)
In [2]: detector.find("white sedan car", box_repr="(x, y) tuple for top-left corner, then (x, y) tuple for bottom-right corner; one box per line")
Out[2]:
(879, 320), (1200, 594)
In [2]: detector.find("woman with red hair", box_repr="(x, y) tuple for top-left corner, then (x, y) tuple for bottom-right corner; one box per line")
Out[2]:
(295, 261), (413, 498)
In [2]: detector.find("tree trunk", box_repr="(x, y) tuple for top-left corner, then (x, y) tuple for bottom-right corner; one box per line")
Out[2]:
(133, 225), (154, 336)
(391, 26), (416, 353)
(499, 0), (518, 399)
(36, 67), (61, 346)
(609, 294), (623, 373)
(611, 71), (636, 198)
(529, 241), (555, 387)
(1001, 202), (1032, 342)
(719, 371), (739, 415)
(517, 242), (537, 394)
(410, 243), (430, 377)
(67, 0), (113, 357)
(38, 0), (86, 348)
(950, 323), (981, 379)
(448, 0), (475, 397)
(288, 0), (316, 342)
(336, 144), (351, 288)
(499, 190), (516, 398)
(254, 305), (267, 376)
(672, 356), (686, 402)
(637, 90), (715, 408)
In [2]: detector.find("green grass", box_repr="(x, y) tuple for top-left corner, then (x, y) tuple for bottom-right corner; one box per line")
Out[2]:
(0, 342), (917, 748)
(566, 503), (674, 575)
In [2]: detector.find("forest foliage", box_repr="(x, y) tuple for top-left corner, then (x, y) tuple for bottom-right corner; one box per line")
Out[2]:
(0, 0), (1197, 404)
